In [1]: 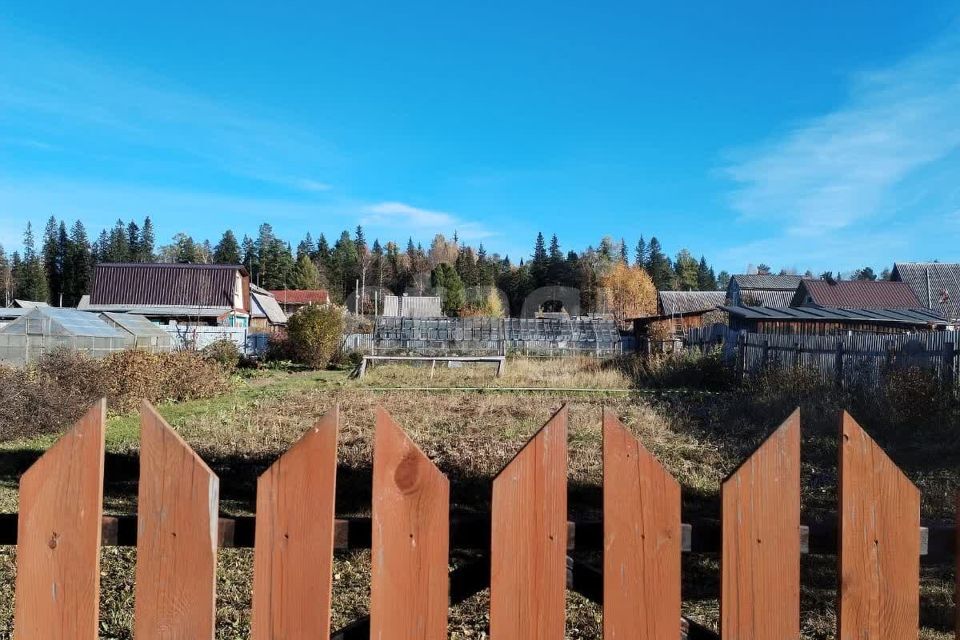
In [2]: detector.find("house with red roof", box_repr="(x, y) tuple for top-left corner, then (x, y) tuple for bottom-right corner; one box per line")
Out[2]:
(268, 289), (330, 315)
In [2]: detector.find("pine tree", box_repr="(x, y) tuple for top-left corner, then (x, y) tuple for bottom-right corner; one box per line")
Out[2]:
(214, 230), (242, 264)
(63, 221), (93, 306)
(430, 263), (465, 315)
(645, 237), (673, 290)
(696, 256), (717, 290)
(330, 230), (360, 301)
(354, 225), (367, 256)
(16, 222), (49, 302)
(297, 233), (316, 261)
(634, 236), (648, 268)
(292, 253), (322, 289)
(717, 270), (731, 292)
(619, 238), (629, 264)
(42, 216), (62, 304)
(241, 235), (257, 274)
(127, 220), (141, 261)
(0, 245), (10, 307)
(141, 217), (156, 262)
(530, 232), (548, 288)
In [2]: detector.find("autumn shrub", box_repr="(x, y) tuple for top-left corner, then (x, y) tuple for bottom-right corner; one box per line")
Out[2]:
(201, 338), (241, 372)
(627, 348), (734, 391)
(0, 348), (234, 441)
(285, 304), (345, 369)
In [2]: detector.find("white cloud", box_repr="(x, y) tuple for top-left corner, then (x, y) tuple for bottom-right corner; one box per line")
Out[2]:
(723, 26), (960, 264)
(0, 26), (338, 194)
(362, 201), (495, 240)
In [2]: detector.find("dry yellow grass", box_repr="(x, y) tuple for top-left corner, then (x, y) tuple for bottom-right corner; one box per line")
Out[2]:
(0, 357), (955, 639)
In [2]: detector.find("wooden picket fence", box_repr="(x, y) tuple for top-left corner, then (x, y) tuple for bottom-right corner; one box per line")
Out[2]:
(3, 399), (951, 638)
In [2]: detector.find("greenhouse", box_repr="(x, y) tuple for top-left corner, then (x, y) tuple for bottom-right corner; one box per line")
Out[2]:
(99, 312), (174, 351)
(0, 307), (134, 365)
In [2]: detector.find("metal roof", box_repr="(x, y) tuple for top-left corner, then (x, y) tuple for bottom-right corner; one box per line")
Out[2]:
(738, 290), (795, 307)
(892, 262), (960, 319)
(13, 299), (49, 308)
(722, 304), (947, 325)
(267, 289), (330, 305)
(0, 307), (127, 337)
(658, 290), (725, 315)
(79, 296), (234, 318)
(251, 291), (288, 324)
(730, 274), (803, 290)
(90, 263), (247, 308)
(792, 279), (921, 309)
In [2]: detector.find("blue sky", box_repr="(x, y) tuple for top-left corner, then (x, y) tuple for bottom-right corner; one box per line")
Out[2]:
(2, 2), (959, 273)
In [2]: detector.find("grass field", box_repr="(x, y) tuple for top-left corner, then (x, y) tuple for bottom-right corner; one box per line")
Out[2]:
(0, 356), (956, 639)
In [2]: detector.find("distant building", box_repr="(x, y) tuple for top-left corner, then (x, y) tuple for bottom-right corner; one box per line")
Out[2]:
(791, 279), (922, 309)
(891, 262), (960, 321)
(268, 289), (330, 315)
(249, 285), (287, 330)
(726, 274), (802, 307)
(632, 290), (726, 345)
(79, 263), (251, 326)
(723, 305), (946, 336)
(382, 295), (443, 318)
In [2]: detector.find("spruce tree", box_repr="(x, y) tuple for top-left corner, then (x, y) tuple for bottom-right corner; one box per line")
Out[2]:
(141, 217), (156, 261)
(42, 216), (62, 304)
(0, 245), (10, 307)
(634, 236), (648, 268)
(17, 223), (49, 302)
(214, 230), (242, 264)
(63, 221), (93, 306)
(127, 220), (141, 261)
(530, 232), (548, 288)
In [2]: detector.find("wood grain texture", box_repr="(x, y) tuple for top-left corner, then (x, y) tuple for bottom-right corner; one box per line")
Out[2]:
(839, 411), (920, 639)
(490, 405), (568, 640)
(13, 399), (106, 640)
(134, 400), (220, 640)
(721, 409), (801, 640)
(602, 409), (681, 640)
(251, 407), (338, 640)
(369, 406), (450, 639)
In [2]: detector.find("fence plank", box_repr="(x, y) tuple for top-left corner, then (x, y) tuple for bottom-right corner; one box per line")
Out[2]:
(839, 411), (920, 639)
(369, 407), (450, 638)
(490, 406), (568, 639)
(721, 409), (800, 639)
(251, 407), (339, 640)
(134, 400), (219, 639)
(602, 410), (681, 639)
(13, 399), (106, 640)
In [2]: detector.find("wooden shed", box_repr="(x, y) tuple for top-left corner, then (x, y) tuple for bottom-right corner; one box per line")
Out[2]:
(723, 305), (947, 336)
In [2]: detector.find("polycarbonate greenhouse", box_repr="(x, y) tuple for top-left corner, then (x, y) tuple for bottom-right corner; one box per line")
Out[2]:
(99, 312), (174, 351)
(0, 307), (138, 365)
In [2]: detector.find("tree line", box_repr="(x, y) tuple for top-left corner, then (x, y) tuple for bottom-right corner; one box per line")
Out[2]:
(0, 216), (888, 314)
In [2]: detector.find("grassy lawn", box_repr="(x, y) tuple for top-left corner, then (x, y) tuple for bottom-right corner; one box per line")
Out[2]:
(0, 356), (956, 639)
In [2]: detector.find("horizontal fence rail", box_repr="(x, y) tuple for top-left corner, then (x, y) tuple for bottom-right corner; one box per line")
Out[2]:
(3, 400), (956, 638)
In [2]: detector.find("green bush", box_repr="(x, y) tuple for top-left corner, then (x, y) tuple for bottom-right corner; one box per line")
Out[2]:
(284, 304), (345, 369)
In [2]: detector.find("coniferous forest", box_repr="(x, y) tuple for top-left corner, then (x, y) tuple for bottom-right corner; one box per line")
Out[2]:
(0, 216), (739, 314)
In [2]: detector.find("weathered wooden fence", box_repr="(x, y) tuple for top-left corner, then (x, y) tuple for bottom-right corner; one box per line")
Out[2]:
(688, 323), (959, 387)
(3, 400), (952, 638)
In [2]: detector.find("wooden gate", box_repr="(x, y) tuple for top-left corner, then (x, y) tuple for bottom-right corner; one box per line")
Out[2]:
(5, 400), (938, 638)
